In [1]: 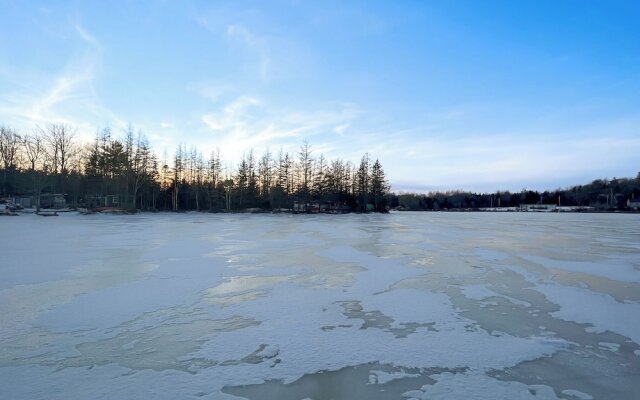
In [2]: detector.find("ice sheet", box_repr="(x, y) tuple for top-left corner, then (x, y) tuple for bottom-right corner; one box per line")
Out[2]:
(1, 212), (639, 399)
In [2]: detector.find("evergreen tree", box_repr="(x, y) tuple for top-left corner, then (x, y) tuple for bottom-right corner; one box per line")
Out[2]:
(297, 140), (313, 201)
(370, 159), (389, 211)
(355, 153), (370, 211)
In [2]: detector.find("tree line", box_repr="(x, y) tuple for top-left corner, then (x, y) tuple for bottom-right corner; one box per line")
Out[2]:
(390, 175), (640, 211)
(0, 123), (390, 212)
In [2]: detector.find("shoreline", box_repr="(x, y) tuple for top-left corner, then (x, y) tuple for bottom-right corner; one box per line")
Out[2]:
(4, 207), (639, 216)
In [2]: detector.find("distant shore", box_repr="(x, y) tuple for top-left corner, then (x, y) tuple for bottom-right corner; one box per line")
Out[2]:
(3, 206), (639, 217)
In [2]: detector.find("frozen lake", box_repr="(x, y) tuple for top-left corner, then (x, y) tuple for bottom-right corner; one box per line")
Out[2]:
(1, 212), (639, 399)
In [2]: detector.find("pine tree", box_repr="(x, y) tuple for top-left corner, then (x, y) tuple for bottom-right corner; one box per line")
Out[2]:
(370, 159), (389, 212)
(235, 156), (249, 208)
(355, 153), (370, 211)
(313, 154), (328, 201)
(297, 140), (313, 201)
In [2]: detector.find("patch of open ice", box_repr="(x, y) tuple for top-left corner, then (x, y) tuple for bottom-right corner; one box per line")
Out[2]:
(462, 285), (498, 300)
(369, 370), (419, 385)
(561, 388), (593, 399)
(362, 288), (460, 329)
(597, 342), (620, 352)
(408, 372), (562, 399)
(462, 284), (531, 307)
(401, 389), (424, 398)
(535, 283), (640, 344)
(474, 248), (510, 262)
(522, 255), (640, 283)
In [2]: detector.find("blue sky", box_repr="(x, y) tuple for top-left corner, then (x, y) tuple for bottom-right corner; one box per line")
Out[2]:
(1, 0), (639, 192)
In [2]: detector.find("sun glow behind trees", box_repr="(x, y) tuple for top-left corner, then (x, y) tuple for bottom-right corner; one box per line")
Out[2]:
(0, 123), (390, 212)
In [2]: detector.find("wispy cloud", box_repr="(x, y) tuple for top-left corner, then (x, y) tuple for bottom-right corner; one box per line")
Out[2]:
(196, 12), (273, 83)
(191, 82), (232, 102)
(201, 95), (261, 132)
(378, 118), (640, 192)
(74, 22), (99, 48)
(225, 24), (271, 81)
(0, 20), (126, 140)
(196, 6), (308, 85)
(198, 96), (359, 161)
(0, 61), (94, 126)
(334, 123), (350, 135)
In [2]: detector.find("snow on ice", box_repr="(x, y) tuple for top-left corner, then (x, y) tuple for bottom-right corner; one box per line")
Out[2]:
(0, 212), (639, 399)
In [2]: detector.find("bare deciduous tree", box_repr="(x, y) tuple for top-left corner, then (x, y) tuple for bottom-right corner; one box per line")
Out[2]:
(0, 125), (21, 194)
(23, 128), (46, 172)
(46, 123), (77, 193)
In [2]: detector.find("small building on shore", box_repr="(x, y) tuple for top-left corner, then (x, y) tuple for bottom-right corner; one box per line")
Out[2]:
(40, 194), (67, 209)
(293, 200), (352, 213)
(519, 204), (557, 212)
(13, 196), (33, 208)
(84, 194), (121, 209)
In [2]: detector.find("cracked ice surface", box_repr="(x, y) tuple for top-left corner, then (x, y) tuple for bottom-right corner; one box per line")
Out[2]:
(0, 212), (639, 399)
